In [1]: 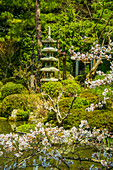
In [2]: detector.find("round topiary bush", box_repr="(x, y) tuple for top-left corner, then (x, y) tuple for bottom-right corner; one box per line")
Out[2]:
(0, 81), (3, 91)
(1, 94), (29, 117)
(41, 81), (63, 98)
(61, 79), (81, 96)
(41, 80), (81, 98)
(1, 82), (27, 99)
(2, 77), (28, 90)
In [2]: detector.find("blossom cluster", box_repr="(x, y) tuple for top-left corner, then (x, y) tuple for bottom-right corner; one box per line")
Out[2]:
(0, 121), (112, 169)
(69, 41), (113, 61)
(85, 61), (113, 111)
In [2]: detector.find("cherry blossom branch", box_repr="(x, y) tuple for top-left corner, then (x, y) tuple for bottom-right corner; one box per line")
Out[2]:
(42, 91), (77, 125)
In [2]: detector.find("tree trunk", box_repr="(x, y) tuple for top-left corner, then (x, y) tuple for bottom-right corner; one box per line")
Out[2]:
(86, 59), (102, 82)
(35, 0), (42, 86)
(35, 0), (42, 61)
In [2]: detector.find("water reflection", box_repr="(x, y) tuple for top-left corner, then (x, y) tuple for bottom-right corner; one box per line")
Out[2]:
(0, 120), (27, 134)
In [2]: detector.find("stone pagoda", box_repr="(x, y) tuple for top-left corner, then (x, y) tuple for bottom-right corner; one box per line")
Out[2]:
(40, 26), (59, 82)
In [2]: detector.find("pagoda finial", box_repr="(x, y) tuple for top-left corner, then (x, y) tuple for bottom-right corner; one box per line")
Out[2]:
(48, 26), (51, 38)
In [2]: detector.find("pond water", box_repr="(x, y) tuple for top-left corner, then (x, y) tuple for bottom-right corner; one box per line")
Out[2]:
(0, 120), (27, 134)
(0, 120), (102, 169)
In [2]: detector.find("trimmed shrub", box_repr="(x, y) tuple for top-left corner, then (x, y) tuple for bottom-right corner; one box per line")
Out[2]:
(71, 97), (89, 109)
(80, 89), (98, 104)
(41, 81), (63, 97)
(0, 81), (3, 91)
(61, 79), (81, 96)
(1, 82), (27, 99)
(1, 94), (29, 117)
(63, 108), (113, 131)
(41, 80), (81, 98)
(44, 108), (113, 131)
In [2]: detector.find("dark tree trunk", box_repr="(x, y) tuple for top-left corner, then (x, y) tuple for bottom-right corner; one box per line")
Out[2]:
(35, 0), (42, 61)
(35, 0), (42, 86)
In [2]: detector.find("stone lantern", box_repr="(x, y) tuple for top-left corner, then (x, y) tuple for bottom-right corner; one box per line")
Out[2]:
(40, 26), (59, 81)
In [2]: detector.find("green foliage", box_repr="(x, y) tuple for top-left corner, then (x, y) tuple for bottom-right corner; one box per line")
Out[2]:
(1, 82), (27, 99)
(80, 89), (98, 104)
(45, 107), (113, 131)
(97, 60), (111, 73)
(72, 97), (89, 109)
(44, 89), (99, 127)
(41, 81), (63, 97)
(1, 94), (28, 117)
(0, 117), (7, 121)
(61, 79), (81, 96)
(0, 81), (3, 91)
(27, 94), (42, 111)
(63, 108), (113, 131)
(2, 77), (17, 85)
(41, 80), (81, 97)
(0, 0), (113, 79)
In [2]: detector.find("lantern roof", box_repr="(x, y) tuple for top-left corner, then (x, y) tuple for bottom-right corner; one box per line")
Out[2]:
(40, 67), (59, 72)
(40, 57), (58, 61)
(42, 26), (57, 43)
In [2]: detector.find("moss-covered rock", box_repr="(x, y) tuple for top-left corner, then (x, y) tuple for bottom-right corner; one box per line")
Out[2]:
(16, 123), (36, 133)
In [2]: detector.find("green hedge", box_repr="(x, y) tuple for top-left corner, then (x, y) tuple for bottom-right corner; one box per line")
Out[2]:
(80, 89), (98, 104)
(1, 94), (29, 117)
(1, 82), (27, 99)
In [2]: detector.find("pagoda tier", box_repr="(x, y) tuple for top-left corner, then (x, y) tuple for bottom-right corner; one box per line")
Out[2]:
(40, 26), (59, 82)
(40, 56), (58, 62)
(41, 78), (58, 82)
(42, 37), (56, 43)
(41, 47), (57, 52)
